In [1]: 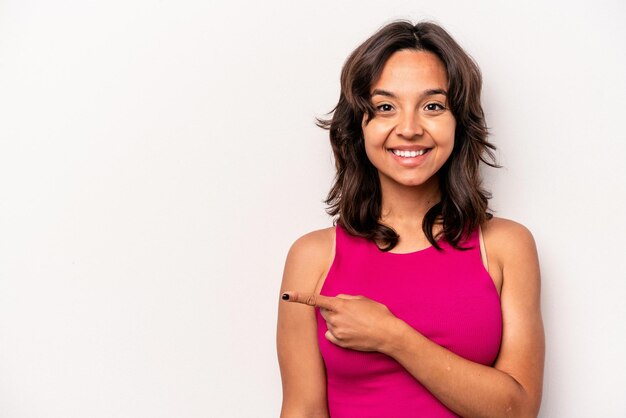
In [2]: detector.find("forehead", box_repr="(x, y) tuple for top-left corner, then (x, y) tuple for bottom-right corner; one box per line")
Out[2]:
(371, 49), (448, 92)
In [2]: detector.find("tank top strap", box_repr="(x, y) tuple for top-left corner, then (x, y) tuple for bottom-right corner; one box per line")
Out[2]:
(435, 227), (477, 254)
(334, 223), (358, 255)
(334, 223), (374, 258)
(334, 223), (346, 255)
(461, 226), (481, 250)
(452, 227), (485, 271)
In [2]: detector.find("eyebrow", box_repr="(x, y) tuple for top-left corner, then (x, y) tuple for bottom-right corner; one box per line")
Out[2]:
(370, 88), (448, 99)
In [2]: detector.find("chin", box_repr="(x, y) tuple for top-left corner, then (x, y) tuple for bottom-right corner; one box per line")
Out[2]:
(399, 174), (441, 188)
(398, 178), (428, 187)
(379, 172), (438, 189)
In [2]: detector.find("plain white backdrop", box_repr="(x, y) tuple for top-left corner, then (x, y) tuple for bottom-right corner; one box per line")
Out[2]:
(1, 0), (625, 417)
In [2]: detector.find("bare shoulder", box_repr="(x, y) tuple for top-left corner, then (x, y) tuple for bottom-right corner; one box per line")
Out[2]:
(288, 227), (336, 261)
(281, 227), (336, 292)
(481, 217), (535, 246)
(482, 217), (539, 290)
(481, 217), (538, 267)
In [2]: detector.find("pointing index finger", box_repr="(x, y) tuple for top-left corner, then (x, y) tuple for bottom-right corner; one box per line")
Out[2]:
(282, 292), (337, 310)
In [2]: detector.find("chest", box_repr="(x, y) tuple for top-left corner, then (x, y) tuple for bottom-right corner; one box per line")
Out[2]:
(318, 247), (503, 365)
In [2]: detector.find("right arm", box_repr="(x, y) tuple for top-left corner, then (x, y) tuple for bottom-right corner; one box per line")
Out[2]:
(276, 228), (335, 418)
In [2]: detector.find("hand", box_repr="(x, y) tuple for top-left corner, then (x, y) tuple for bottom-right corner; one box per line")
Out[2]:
(282, 291), (400, 352)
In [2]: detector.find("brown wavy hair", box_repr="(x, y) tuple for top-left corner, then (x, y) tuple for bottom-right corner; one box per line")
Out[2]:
(317, 20), (498, 251)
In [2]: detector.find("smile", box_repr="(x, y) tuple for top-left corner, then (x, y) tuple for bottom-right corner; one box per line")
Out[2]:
(389, 149), (430, 158)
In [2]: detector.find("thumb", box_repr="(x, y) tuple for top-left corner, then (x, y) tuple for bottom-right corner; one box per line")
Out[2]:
(336, 294), (361, 300)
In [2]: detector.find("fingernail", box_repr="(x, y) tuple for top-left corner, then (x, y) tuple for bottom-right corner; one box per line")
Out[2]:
(281, 293), (290, 301)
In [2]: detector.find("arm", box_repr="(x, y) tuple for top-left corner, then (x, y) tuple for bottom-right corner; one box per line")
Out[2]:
(285, 219), (544, 418)
(276, 229), (335, 418)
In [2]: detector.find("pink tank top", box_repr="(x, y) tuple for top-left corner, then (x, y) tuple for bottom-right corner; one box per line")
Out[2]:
(316, 225), (502, 417)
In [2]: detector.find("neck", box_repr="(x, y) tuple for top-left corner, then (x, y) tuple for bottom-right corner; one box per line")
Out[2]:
(379, 176), (441, 230)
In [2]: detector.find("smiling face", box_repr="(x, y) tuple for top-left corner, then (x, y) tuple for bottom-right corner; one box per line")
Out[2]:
(362, 49), (456, 192)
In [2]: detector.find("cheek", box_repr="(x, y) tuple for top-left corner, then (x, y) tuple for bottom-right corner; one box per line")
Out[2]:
(363, 141), (380, 166)
(430, 118), (456, 149)
(363, 121), (392, 147)
(362, 125), (389, 164)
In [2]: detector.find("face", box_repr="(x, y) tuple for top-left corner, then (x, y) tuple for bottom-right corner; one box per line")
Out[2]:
(362, 49), (456, 191)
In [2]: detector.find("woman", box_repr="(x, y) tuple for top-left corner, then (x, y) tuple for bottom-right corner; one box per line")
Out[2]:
(277, 20), (544, 418)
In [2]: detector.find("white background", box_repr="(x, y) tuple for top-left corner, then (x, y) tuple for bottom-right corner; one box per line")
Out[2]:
(1, 1), (625, 417)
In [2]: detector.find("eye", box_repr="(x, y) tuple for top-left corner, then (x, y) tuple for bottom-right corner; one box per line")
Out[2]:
(375, 103), (394, 113)
(424, 103), (446, 112)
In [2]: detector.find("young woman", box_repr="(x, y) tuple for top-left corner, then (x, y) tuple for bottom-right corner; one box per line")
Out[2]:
(277, 20), (544, 418)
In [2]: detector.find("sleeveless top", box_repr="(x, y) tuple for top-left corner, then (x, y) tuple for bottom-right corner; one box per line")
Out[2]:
(316, 225), (502, 418)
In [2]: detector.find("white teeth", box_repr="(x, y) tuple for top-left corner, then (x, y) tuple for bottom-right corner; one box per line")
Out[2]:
(391, 149), (427, 157)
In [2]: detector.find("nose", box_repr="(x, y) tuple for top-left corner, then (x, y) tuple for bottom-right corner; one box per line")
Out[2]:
(395, 110), (424, 139)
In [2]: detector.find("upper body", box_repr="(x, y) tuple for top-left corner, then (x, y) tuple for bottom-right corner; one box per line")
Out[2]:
(276, 20), (544, 418)
(277, 217), (543, 418)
